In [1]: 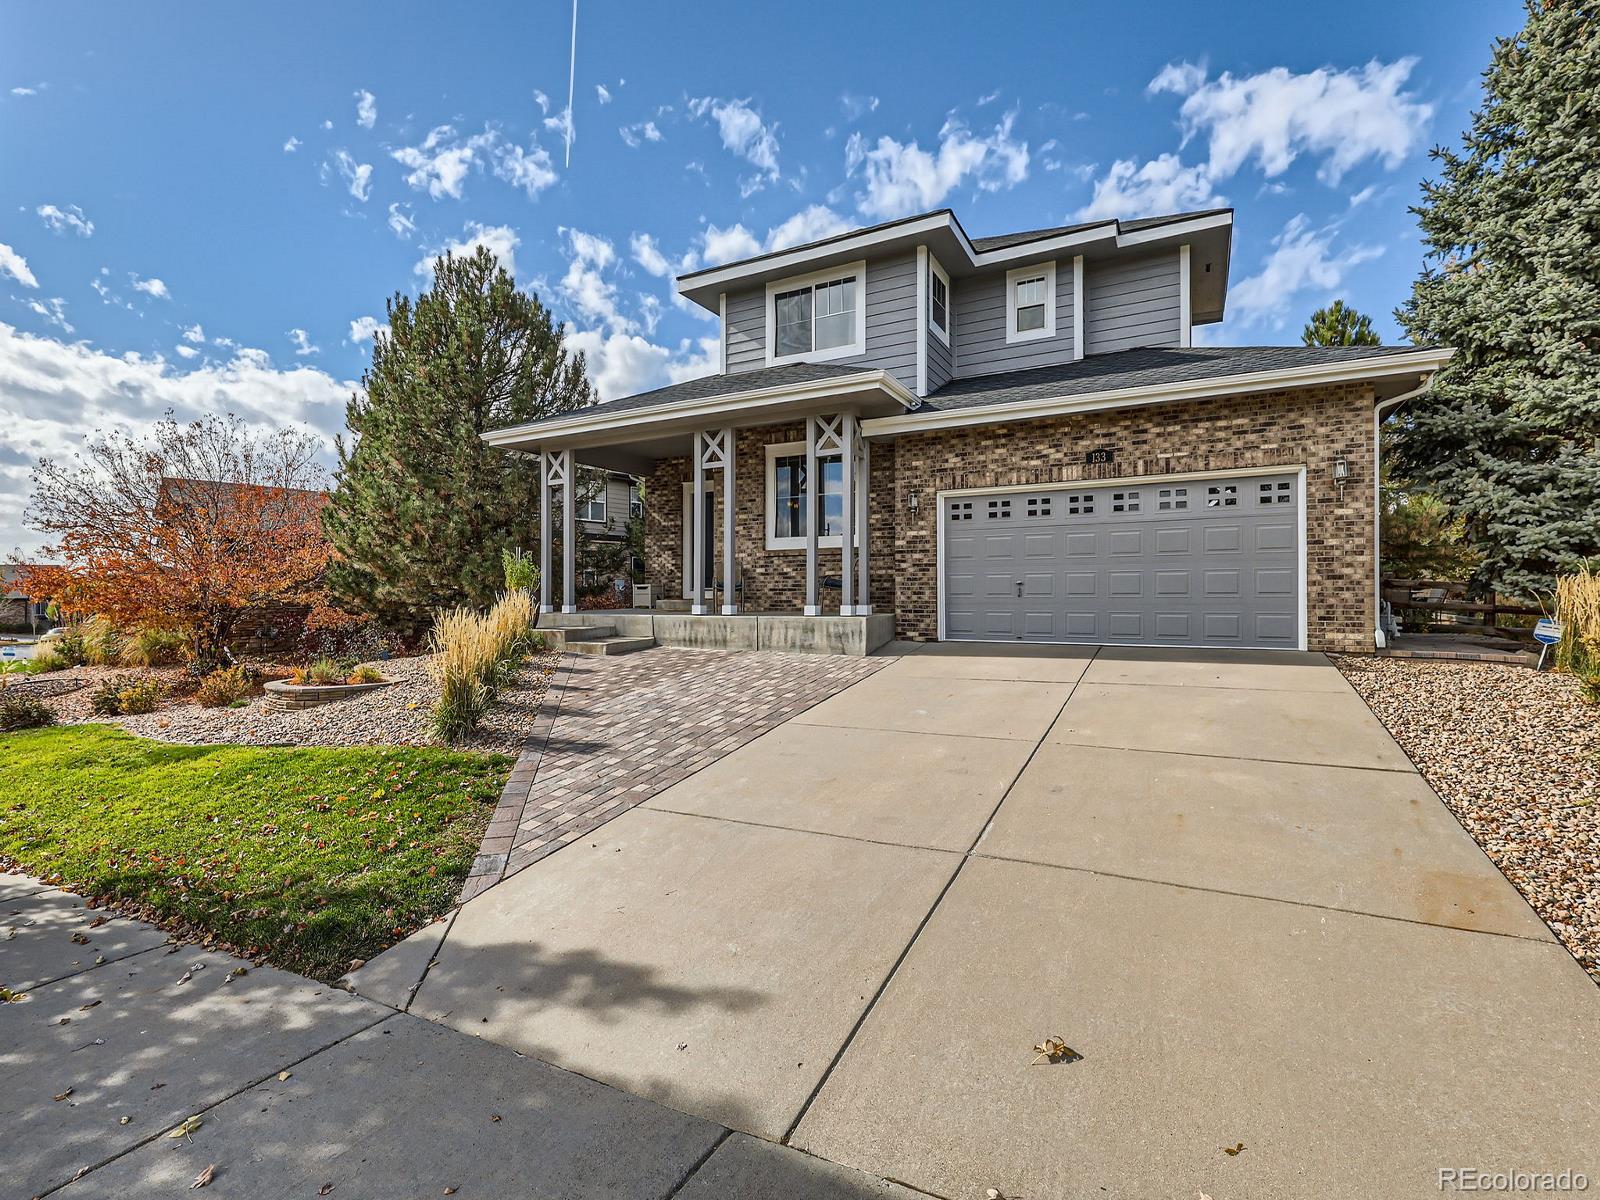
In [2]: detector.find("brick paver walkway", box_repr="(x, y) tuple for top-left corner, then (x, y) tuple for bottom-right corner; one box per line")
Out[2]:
(461, 647), (889, 901)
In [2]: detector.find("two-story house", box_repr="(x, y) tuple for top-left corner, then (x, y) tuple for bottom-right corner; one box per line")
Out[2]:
(486, 206), (1450, 654)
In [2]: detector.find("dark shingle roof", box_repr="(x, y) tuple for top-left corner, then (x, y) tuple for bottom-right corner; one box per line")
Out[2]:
(919, 345), (1434, 413)
(968, 208), (1232, 253)
(676, 207), (1233, 281)
(514, 362), (872, 429)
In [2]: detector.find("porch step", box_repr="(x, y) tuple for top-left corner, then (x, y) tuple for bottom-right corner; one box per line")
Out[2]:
(654, 599), (692, 613)
(564, 634), (656, 656)
(542, 624), (617, 645)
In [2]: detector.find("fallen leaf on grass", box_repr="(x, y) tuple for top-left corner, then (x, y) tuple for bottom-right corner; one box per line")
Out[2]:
(1223, 1142), (1245, 1156)
(88, 915), (109, 929)
(167, 1115), (203, 1139)
(1029, 1036), (1081, 1065)
(190, 1164), (216, 1189)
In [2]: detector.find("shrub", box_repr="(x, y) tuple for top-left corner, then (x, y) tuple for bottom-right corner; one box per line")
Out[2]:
(51, 628), (90, 667)
(21, 650), (68, 675)
(114, 678), (162, 715)
(347, 664), (384, 685)
(502, 547), (538, 592)
(81, 617), (123, 666)
(195, 665), (264, 708)
(88, 678), (126, 716)
(120, 627), (188, 668)
(0, 692), (56, 731)
(304, 657), (344, 684)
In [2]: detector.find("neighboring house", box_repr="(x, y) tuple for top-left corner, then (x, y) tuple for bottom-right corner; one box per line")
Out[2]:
(574, 468), (643, 588)
(486, 207), (1450, 652)
(0, 564), (53, 631)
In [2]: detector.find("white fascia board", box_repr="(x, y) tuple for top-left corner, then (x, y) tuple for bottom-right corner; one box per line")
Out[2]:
(860, 348), (1456, 439)
(674, 211), (1233, 305)
(482, 370), (919, 448)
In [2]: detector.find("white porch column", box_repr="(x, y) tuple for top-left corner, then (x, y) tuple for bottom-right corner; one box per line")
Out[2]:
(691, 431), (708, 615)
(803, 416), (820, 615)
(558, 449), (576, 613)
(720, 427), (737, 615)
(855, 433), (871, 614)
(838, 413), (856, 615)
(537, 450), (553, 614)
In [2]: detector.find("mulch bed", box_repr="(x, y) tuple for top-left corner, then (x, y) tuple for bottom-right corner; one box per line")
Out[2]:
(1335, 654), (1600, 983)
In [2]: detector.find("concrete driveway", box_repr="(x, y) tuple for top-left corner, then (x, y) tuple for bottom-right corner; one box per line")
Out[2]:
(378, 643), (1599, 1198)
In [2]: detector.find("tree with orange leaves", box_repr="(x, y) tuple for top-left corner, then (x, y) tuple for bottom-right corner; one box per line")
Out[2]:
(15, 413), (334, 666)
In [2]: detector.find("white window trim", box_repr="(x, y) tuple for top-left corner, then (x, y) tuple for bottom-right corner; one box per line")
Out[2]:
(928, 252), (951, 346)
(1005, 261), (1056, 345)
(579, 493), (607, 524)
(764, 260), (868, 367)
(764, 440), (854, 551)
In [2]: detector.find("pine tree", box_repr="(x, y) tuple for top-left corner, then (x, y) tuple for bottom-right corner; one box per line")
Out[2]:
(1391, 0), (1600, 598)
(324, 248), (594, 630)
(1301, 299), (1380, 347)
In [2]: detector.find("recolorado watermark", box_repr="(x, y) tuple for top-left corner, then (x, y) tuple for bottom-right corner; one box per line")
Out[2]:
(1440, 1167), (1589, 1192)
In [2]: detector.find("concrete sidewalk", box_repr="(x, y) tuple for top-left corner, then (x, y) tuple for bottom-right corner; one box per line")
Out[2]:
(0, 875), (921, 1199)
(357, 643), (1600, 1199)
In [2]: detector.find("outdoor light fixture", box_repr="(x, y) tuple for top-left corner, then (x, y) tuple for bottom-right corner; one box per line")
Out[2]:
(907, 490), (920, 512)
(1333, 457), (1351, 500)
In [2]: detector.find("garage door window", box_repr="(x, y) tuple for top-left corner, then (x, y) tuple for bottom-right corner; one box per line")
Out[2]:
(1066, 493), (1095, 515)
(1206, 484), (1238, 507)
(1259, 481), (1293, 505)
(986, 499), (1012, 520)
(1111, 491), (1141, 513)
(1157, 487), (1189, 511)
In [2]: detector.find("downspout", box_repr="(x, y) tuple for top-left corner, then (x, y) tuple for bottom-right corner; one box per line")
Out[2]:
(1372, 374), (1437, 648)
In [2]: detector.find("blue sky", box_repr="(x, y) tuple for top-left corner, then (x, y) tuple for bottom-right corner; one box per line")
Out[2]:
(1, 1), (1518, 554)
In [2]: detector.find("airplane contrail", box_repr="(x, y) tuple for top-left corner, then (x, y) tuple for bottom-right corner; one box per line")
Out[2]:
(565, 0), (578, 168)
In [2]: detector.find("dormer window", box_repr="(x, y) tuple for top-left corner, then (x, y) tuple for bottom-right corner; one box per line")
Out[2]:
(929, 254), (951, 345)
(765, 260), (867, 365)
(1005, 262), (1056, 344)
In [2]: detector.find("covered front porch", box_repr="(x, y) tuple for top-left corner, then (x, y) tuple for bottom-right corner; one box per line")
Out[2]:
(483, 366), (917, 641)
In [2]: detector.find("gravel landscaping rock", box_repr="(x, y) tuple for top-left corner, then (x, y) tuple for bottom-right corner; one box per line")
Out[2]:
(1335, 654), (1600, 982)
(31, 652), (558, 754)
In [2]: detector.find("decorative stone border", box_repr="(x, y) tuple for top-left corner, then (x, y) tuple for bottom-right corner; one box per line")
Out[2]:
(263, 678), (389, 712)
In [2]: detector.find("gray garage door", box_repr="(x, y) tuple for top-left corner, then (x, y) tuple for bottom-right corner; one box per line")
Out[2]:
(942, 473), (1301, 649)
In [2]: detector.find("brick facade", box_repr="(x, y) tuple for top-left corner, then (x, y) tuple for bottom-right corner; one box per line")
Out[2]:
(643, 382), (1377, 652)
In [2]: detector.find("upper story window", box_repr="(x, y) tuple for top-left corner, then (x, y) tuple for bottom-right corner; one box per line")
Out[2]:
(765, 261), (867, 365)
(628, 485), (643, 519)
(929, 254), (951, 346)
(1005, 261), (1056, 344)
(579, 492), (607, 524)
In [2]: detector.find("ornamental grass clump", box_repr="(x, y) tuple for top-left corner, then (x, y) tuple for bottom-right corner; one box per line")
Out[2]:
(427, 591), (537, 743)
(120, 627), (189, 668)
(1554, 564), (1600, 701)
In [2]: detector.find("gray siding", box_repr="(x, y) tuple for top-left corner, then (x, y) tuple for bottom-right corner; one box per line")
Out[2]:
(578, 472), (636, 537)
(721, 254), (919, 391)
(1084, 250), (1182, 355)
(951, 262), (1078, 379)
(927, 258), (954, 392)
(724, 288), (765, 374)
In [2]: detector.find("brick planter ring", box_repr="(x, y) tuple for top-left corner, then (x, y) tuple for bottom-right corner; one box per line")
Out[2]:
(263, 678), (390, 712)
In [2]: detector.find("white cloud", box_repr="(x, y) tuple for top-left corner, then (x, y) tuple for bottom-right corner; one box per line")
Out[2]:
(619, 120), (662, 148)
(1227, 214), (1384, 326)
(636, 293), (662, 335)
(174, 344), (199, 359)
(493, 139), (557, 198)
(331, 148), (373, 201)
(130, 275), (169, 300)
(393, 125), (482, 199)
(840, 93), (879, 120)
(687, 96), (780, 192)
(320, 118), (333, 131)
(414, 222), (521, 280)
(845, 113), (1029, 220)
(392, 124), (556, 201)
(354, 89), (376, 129)
(699, 223), (762, 267)
(0, 243), (38, 288)
(347, 315), (387, 343)
(533, 89), (551, 114)
(387, 202), (416, 239)
(283, 136), (301, 153)
(287, 328), (319, 356)
(36, 204), (93, 237)
(25, 297), (72, 333)
(976, 89), (1001, 107)
(181, 324), (205, 344)
(765, 204), (851, 252)
(629, 232), (673, 278)
(0, 321), (355, 553)
(561, 327), (716, 402)
(595, 84), (611, 105)
(10, 85), (40, 97)
(1075, 153), (1224, 220)
(558, 228), (629, 333)
(1153, 57), (1432, 184)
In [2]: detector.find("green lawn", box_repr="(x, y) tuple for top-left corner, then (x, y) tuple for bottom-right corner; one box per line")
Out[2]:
(0, 725), (511, 981)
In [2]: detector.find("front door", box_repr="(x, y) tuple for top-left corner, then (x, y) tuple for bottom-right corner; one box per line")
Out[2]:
(680, 482), (718, 600)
